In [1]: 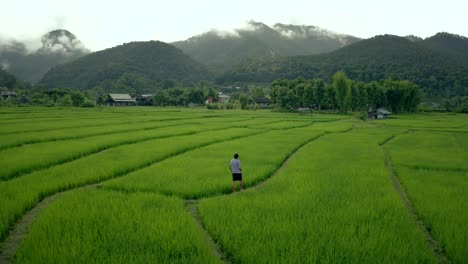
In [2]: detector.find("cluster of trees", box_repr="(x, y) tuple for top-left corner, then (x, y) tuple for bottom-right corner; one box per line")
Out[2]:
(270, 71), (421, 113)
(0, 87), (94, 107)
(442, 96), (468, 113)
(153, 87), (217, 106)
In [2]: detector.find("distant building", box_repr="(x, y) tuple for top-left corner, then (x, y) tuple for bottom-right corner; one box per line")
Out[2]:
(253, 97), (270, 108)
(136, 94), (153, 106)
(1, 91), (17, 99)
(368, 108), (392, 119)
(107, 94), (136, 106)
(218, 94), (231, 103)
(205, 96), (214, 104)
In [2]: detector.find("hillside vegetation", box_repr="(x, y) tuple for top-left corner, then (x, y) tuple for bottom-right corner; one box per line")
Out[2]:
(39, 41), (212, 93)
(220, 34), (468, 97)
(173, 21), (360, 72)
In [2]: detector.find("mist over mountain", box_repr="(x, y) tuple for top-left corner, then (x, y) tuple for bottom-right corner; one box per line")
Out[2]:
(39, 41), (212, 93)
(0, 29), (89, 83)
(173, 20), (361, 72)
(220, 34), (468, 97)
(0, 67), (17, 88)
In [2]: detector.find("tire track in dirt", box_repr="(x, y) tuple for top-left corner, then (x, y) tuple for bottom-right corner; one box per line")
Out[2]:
(381, 135), (450, 264)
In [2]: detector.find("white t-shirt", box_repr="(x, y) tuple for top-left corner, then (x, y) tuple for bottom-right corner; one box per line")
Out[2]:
(230, 159), (241, 173)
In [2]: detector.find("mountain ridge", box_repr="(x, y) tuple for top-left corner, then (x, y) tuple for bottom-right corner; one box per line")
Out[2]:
(38, 40), (212, 93)
(173, 20), (361, 72)
(219, 34), (468, 97)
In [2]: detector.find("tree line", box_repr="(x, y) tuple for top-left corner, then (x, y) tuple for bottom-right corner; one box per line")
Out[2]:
(270, 71), (421, 113)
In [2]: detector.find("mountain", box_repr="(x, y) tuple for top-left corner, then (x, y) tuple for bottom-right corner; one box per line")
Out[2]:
(219, 34), (468, 97)
(39, 41), (213, 93)
(173, 21), (361, 72)
(420, 32), (468, 60)
(0, 29), (89, 83)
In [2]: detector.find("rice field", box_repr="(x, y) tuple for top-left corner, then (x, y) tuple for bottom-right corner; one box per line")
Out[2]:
(0, 107), (466, 263)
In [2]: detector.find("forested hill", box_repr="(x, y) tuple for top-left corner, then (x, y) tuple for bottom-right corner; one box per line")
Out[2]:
(39, 41), (213, 93)
(0, 29), (89, 83)
(219, 34), (468, 97)
(173, 21), (360, 72)
(420, 32), (468, 60)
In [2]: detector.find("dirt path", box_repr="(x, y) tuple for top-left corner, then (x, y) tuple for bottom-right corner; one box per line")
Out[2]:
(381, 136), (450, 264)
(185, 200), (230, 264)
(0, 184), (101, 264)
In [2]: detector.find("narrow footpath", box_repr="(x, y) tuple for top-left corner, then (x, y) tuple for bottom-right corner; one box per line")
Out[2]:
(381, 135), (450, 264)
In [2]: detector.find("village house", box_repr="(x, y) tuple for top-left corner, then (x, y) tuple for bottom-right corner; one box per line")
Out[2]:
(205, 96), (214, 104)
(107, 94), (136, 106)
(218, 94), (231, 103)
(253, 97), (271, 108)
(1, 91), (17, 99)
(135, 94), (154, 106)
(368, 108), (392, 119)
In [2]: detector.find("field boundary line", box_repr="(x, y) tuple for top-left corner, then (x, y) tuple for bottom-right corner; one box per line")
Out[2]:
(252, 132), (326, 190)
(185, 200), (230, 264)
(0, 184), (101, 263)
(0, 115), (224, 136)
(0, 121), (203, 151)
(381, 137), (450, 264)
(1, 125), (244, 182)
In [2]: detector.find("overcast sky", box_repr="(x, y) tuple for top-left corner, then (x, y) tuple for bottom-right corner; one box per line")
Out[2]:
(1, 0), (467, 51)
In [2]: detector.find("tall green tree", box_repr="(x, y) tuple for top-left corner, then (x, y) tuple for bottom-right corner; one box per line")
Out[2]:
(154, 90), (168, 106)
(332, 71), (350, 113)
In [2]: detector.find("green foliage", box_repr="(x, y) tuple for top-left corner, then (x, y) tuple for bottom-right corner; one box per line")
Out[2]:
(238, 94), (251, 109)
(442, 96), (468, 113)
(206, 102), (236, 110)
(270, 75), (421, 112)
(332, 71), (350, 113)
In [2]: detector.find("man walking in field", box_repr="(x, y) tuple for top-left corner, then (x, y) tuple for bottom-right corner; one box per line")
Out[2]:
(230, 153), (243, 192)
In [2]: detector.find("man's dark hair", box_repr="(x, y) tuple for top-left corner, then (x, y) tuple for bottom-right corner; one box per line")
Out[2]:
(234, 153), (239, 159)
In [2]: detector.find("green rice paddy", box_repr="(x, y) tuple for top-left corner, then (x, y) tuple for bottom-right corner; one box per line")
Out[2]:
(0, 107), (466, 263)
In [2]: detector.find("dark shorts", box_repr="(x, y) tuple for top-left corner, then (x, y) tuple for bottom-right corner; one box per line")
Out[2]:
(232, 173), (243, 181)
